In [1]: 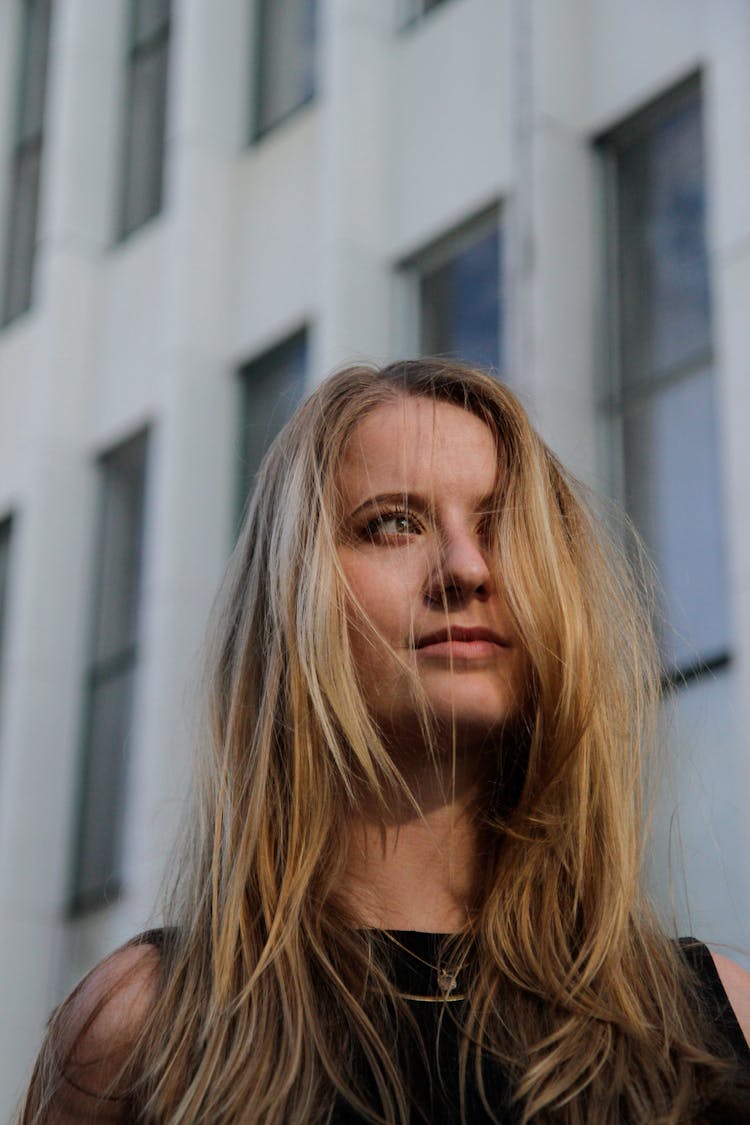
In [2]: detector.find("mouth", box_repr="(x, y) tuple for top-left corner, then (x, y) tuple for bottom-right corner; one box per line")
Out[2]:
(414, 626), (510, 659)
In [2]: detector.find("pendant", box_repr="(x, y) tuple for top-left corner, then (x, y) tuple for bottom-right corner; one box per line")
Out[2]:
(437, 966), (459, 995)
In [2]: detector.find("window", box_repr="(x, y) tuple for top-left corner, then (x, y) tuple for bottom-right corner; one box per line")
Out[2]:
(0, 516), (13, 727)
(2, 0), (52, 325)
(118, 0), (171, 239)
(237, 328), (308, 520)
(601, 78), (729, 678)
(71, 432), (150, 912)
(408, 209), (503, 373)
(253, 0), (317, 138)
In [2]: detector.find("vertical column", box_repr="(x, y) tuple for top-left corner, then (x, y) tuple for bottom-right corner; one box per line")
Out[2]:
(705, 2), (750, 945)
(504, 0), (534, 397)
(508, 0), (599, 482)
(0, 0), (128, 1111)
(314, 0), (393, 378)
(114, 0), (249, 929)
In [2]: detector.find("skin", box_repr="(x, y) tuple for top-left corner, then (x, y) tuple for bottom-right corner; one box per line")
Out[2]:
(337, 396), (529, 763)
(336, 396), (529, 930)
(712, 953), (750, 1047)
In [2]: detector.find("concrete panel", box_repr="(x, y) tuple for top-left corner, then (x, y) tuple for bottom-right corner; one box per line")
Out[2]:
(587, 0), (709, 134)
(526, 120), (599, 481)
(0, 913), (62, 1123)
(650, 667), (750, 963)
(0, 324), (37, 505)
(704, 2), (750, 253)
(388, 0), (510, 258)
(93, 222), (172, 443)
(224, 115), (320, 362)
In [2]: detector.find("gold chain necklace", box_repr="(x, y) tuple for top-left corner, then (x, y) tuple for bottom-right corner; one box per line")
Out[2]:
(383, 931), (468, 1003)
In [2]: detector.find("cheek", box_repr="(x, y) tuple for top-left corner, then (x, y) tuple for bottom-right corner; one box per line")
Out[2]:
(339, 553), (423, 654)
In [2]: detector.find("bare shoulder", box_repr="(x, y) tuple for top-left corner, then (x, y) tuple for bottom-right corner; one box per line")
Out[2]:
(61, 941), (160, 1079)
(20, 941), (161, 1123)
(710, 950), (750, 1049)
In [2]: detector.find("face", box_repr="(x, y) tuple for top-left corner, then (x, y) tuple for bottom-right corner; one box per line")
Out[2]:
(337, 396), (530, 757)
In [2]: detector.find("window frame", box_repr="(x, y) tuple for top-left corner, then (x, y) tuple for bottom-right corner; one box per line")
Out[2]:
(1, 0), (52, 326)
(69, 429), (151, 915)
(398, 203), (503, 372)
(236, 326), (309, 533)
(597, 73), (730, 686)
(250, 0), (318, 142)
(116, 0), (172, 242)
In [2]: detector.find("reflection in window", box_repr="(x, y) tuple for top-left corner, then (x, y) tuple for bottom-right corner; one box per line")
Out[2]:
(617, 99), (711, 383)
(71, 432), (150, 912)
(238, 329), (308, 520)
(2, 0), (52, 324)
(603, 80), (729, 676)
(119, 0), (171, 239)
(253, 0), (317, 138)
(416, 213), (502, 373)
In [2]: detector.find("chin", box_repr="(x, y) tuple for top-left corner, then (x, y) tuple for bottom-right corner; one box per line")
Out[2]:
(428, 682), (517, 724)
(435, 711), (511, 741)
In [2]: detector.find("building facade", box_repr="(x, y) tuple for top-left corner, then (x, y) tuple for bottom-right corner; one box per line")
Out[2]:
(0, 0), (749, 1112)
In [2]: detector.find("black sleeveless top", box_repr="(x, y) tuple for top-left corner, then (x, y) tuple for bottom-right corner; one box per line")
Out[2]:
(142, 929), (750, 1122)
(327, 932), (750, 1124)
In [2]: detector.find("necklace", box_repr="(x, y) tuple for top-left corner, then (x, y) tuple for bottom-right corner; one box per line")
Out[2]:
(383, 931), (468, 1002)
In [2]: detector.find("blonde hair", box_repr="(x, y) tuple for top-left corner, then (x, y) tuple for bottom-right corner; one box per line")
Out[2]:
(21, 360), (745, 1123)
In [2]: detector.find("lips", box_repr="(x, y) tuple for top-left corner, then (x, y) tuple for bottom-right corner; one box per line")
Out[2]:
(415, 625), (509, 650)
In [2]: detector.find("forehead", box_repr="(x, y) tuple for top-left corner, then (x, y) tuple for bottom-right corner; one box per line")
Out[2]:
(338, 397), (499, 508)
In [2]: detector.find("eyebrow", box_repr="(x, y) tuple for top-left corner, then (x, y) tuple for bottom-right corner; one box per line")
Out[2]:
(347, 490), (498, 520)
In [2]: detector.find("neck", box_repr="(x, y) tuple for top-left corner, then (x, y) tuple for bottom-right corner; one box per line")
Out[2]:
(342, 776), (485, 933)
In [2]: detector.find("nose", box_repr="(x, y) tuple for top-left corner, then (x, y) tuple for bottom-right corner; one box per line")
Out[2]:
(425, 526), (493, 605)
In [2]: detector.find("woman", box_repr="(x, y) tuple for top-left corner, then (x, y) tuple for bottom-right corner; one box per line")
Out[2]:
(20, 359), (750, 1123)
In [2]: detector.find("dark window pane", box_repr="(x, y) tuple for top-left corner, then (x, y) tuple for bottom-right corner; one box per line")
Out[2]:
(73, 666), (136, 908)
(623, 369), (729, 672)
(71, 432), (149, 912)
(120, 40), (169, 237)
(94, 434), (149, 664)
(3, 0), (51, 323)
(618, 95), (711, 384)
(2, 145), (41, 324)
(18, 0), (52, 144)
(256, 0), (317, 135)
(133, 0), (170, 44)
(606, 82), (728, 676)
(420, 225), (501, 371)
(239, 330), (308, 506)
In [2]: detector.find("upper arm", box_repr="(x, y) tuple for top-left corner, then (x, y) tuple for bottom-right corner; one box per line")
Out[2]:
(66, 942), (159, 1073)
(710, 951), (750, 1049)
(21, 942), (159, 1124)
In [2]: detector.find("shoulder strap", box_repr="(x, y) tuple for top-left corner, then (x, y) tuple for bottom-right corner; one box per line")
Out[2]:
(678, 937), (750, 1068)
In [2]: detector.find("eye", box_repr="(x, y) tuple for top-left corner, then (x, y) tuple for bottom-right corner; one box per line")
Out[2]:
(362, 508), (422, 541)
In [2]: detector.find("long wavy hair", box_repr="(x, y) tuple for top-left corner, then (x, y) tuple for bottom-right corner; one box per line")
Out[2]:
(21, 360), (745, 1123)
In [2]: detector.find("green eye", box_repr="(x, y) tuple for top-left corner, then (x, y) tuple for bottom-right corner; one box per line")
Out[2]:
(363, 510), (420, 539)
(381, 513), (412, 534)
